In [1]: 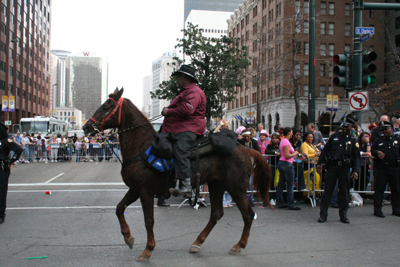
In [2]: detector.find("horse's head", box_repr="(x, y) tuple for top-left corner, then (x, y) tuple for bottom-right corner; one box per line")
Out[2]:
(83, 88), (124, 136)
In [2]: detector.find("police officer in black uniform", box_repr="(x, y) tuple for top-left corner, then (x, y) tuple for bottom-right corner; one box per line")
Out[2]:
(0, 122), (23, 224)
(316, 117), (361, 223)
(371, 121), (400, 218)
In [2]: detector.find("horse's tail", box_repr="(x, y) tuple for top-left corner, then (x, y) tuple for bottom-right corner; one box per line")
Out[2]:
(248, 149), (273, 210)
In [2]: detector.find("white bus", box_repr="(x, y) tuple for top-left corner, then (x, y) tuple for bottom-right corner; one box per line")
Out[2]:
(20, 116), (71, 138)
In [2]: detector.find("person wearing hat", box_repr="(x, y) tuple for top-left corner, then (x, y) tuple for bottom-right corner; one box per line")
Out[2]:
(161, 65), (206, 197)
(316, 117), (361, 223)
(371, 121), (400, 218)
(0, 122), (23, 224)
(350, 115), (362, 137)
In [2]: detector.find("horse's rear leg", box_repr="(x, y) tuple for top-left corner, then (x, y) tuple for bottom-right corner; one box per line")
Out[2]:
(190, 183), (224, 253)
(228, 190), (254, 255)
(136, 191), (155, 262)
(116, 189), (139, 249)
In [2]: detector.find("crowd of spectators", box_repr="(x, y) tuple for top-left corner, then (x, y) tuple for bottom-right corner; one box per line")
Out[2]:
(9, 132), (121, 164)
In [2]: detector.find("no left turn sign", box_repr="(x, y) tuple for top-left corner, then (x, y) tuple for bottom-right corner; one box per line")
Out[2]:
(349, 91), (369, 111)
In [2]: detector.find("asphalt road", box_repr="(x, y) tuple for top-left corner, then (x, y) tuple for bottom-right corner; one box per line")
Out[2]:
(1, 161), (400, 267)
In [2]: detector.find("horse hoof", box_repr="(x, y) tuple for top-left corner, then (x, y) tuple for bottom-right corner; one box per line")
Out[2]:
(229, 247), (241, 255)
(127, 237), (135, 249)
(189, 244), (201, 253)
(136, 253), (150, 262)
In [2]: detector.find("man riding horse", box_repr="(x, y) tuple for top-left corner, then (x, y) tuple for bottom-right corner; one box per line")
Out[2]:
(161, 65), (206, 197)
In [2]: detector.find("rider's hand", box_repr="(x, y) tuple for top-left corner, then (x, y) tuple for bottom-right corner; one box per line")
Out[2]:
(161, 108), (168, 116)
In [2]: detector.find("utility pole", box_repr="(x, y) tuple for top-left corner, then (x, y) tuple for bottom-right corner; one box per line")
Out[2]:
(308, 0), (316, 124)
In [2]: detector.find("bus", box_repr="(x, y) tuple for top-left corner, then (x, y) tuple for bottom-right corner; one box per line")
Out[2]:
(20, 116), (71, 138)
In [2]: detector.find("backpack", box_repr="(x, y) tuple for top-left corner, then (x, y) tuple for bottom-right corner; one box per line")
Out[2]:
(209, 129), (238, 156)
(143, 146), (174, 172)
(150, 132), (178, 159)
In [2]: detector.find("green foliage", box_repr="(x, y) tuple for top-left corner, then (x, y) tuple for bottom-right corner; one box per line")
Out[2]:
(151, 23), (250, 126)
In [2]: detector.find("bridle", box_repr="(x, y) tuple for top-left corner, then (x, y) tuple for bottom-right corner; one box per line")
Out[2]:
(88, 96), (164, 135)
(89, 97), (124, 132)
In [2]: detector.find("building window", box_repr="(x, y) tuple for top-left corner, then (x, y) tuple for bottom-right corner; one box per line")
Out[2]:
(321, 2), (326, 15)
(253, 6), (258, 18)
(328, 2), (335, 15)
(328, 22), (334, 35)
(345, 23), (351, 36)
(304, 1), (309, 14)
(304, 42), (309, 55)
(304, 64), (309, 76)
(303, 84), (309, 97)
(320, 85), (326, 97)
(345, 4), (351, 16)
(345, 44), (351, 52)
(320, 43), (326, 56)
(329, 65), (333, 77)
(304, 21), (309, 33)
(320, 64), (326, 77)
(328, 44), (334, 56)
(320, 22), (326, 35)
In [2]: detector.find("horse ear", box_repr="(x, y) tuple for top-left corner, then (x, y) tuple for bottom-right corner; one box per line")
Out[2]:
(113, 88), (119, 94)
(116, 88), (124, 98)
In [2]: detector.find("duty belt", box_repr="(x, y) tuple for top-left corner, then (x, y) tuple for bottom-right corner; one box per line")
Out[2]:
(329, 159), (351, 166)
(380, 161), (400, 166)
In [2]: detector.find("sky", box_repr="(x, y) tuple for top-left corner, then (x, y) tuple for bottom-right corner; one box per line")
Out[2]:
(51, 0), (184, 109)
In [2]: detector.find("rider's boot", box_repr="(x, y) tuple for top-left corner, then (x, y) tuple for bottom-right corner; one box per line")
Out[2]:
(179, 178), (192, 197)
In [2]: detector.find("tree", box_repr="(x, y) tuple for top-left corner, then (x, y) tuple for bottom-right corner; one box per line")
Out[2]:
(151, 23), (250, 129)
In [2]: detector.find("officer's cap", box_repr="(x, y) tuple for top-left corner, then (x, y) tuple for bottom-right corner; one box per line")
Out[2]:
(379, 121), (393, 129)
(351, 114), (359, 121)
(342, 117), (354, 127)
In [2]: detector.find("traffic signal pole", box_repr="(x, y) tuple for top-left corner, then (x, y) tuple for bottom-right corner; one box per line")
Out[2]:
(352, 1), (400, 125)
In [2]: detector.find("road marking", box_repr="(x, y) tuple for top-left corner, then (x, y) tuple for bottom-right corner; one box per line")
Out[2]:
(44, 173), (65, 184)
(9, 182), (126, 187)
(9, 189), (128, 193)
(7, 204), (189, 210)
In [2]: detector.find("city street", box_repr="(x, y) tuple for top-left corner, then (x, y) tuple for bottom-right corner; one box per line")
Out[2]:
(1, 161), (400, 267)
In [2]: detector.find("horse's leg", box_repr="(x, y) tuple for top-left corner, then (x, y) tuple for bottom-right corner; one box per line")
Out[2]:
(136, 191), (155, 262)
(190, 183), (224, 253)
(228, 190), (255, 255)
(116, 188), (139, 249)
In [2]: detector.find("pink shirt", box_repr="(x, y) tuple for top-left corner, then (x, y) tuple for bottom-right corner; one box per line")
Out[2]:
(279, 138), (295, 163)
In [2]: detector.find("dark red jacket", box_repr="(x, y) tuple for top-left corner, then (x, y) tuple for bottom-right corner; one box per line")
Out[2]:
(162, 83), (206, 135)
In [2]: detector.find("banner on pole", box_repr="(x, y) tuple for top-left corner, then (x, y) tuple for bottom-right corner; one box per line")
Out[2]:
(2, 96), (8, 111)
(8, 96), (15, 112)
(326, 95), (338, 111)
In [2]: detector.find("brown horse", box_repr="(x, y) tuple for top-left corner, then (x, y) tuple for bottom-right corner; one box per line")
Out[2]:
(83, 88), (272, 261)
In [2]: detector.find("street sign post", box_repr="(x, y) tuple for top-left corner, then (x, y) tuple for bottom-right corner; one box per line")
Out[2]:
(360, 33), (371, 43)
(355, 27), (375, 35)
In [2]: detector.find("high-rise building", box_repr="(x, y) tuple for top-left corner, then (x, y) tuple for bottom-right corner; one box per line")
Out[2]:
(65, 52), (108, 121)
(151, 51), (177, 118)
(184, 0), (243, 22)
(226, 0), (384, 134)
(142, 75), (151, 118)
(0, 0), (52, 127)
(50, 49), (70, 108)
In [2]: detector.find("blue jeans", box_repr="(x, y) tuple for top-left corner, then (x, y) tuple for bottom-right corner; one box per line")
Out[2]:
(223, 193), (232, 206)
(277, 161), (296, 208)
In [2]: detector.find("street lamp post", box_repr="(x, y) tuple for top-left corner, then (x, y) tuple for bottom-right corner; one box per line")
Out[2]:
(51, 83), (58, 118)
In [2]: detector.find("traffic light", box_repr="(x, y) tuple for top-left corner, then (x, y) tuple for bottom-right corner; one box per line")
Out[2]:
(362, 51), (377, 86)
(333, 54), (347, 87)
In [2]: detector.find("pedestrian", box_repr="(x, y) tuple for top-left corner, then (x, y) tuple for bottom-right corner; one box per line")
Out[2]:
(371, 121), (400, 218)
(0, 122), (23, 224)
(316, 117), (360, 223)
(161, 65), (206, 197)
(307, 123), (325, 150)
(276, 127), (301, 210)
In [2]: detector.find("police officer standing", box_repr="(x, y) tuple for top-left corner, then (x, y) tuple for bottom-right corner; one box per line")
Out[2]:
(371, 121), (400, 218)
(316, 117), (361, 223)
(0, 122), (23, 224)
